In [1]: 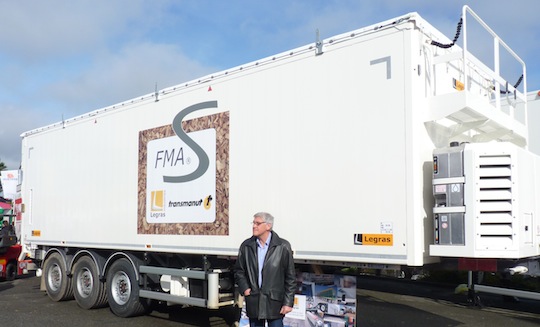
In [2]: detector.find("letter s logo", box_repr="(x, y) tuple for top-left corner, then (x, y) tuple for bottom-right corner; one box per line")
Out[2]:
(163, 101), (218, 183)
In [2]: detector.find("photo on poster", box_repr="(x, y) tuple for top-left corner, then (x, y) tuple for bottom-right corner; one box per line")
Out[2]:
(239, 273), (356, 327)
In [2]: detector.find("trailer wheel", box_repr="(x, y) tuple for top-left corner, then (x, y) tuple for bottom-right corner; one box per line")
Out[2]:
(72, 256), (108, 309)
(5, 262), (16, 281)
(43, 252), (74, 301)
(106, 258), (148, 317)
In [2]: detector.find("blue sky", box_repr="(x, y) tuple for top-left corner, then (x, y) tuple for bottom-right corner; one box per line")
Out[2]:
(0, 0), (539, 170)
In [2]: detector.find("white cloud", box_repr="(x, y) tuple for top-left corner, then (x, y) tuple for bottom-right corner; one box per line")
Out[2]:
(0, 104), (51, 170)
(0, 0), (150, 60)
(43, 42), (216, 118)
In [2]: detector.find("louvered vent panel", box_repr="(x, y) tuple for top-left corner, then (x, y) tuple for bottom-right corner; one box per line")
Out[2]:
(476, 154), (513, 249)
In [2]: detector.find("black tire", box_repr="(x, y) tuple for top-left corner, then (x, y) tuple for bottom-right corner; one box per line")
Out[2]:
(5, 261), (16, 281)
(106, 258), (149, 317)
(43, 252), (74, 301)
(72, 256), (108, 309)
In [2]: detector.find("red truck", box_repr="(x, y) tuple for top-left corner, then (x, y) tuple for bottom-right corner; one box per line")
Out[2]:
(0, 230), (20, 280)
(0, 197), (34, 281)
(0, 243), (22, 280)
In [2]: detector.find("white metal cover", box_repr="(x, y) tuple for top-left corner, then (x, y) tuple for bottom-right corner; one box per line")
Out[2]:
(19, 9), (530, 267)
(523, 90), (540, 155)
(430, 142), (540, 259)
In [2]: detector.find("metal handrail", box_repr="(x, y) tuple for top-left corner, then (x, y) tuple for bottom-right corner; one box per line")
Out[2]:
(461, 5), (527, 121)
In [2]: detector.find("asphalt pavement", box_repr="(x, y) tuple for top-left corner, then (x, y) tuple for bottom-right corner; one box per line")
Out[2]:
(0, 273), (539, 326)
(357, 275), (540, 326)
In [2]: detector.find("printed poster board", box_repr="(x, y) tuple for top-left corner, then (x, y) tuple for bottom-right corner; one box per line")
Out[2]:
(239, 273), (357, 327)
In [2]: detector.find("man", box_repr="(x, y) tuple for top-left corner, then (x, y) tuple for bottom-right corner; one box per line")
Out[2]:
(0, 220), (13, 235)
(235, 212), (296, 327)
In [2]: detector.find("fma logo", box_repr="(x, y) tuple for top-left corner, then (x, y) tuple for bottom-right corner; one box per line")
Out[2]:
(151, 190), (165, 211)
(163, 101), (218, 183)
(144, 101), (219, 224)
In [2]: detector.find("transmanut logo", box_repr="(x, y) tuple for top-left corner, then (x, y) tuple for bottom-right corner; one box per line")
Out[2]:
(166, 195), (213, 210)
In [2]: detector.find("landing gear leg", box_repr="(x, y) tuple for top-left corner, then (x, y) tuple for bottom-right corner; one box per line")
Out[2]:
(467, 271), (483, 308)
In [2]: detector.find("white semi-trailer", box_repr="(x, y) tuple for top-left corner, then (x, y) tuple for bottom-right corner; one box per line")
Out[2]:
(18, 5), (539, 318)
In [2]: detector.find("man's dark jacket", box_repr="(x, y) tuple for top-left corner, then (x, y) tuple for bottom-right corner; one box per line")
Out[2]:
(235, 231), (296, 320)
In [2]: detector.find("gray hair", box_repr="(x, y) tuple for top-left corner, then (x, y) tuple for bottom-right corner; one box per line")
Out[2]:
(254, 212), (274, 229)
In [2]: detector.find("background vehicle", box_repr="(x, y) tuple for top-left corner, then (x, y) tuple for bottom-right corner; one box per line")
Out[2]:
(0, 238), (20, 281)
(0, 201), (33, 281)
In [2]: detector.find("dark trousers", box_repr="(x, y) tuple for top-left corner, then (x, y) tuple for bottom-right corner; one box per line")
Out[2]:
(249, 318), (284, 327)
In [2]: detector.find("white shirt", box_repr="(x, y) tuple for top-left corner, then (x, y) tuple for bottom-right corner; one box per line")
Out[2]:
(257, 232), (272, 288)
